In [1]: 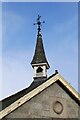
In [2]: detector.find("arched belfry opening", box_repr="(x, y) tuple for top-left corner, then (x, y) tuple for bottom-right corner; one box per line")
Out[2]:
(36, 67), (43, 73)
(31, 15), (50, 80)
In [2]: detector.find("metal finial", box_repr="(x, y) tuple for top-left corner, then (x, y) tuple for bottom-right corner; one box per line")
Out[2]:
(33, 15), (45, 35)
(55, 70), (58, 74)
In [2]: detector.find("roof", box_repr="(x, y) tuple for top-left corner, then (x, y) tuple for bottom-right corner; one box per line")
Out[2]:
(31, 34), (50, 69)
(0, 73), (80, 119)
(0, 77), (48, 111)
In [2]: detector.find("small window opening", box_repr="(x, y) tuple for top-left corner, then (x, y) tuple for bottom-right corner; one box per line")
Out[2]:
(37, 67), (43, 73)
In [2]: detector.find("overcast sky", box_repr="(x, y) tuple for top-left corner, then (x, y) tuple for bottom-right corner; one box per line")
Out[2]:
(0, 2), (78, 100)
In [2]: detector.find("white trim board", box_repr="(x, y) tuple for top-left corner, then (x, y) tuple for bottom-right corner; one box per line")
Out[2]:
(0, 73), (80, 119)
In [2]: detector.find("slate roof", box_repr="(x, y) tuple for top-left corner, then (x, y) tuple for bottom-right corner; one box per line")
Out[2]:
(31, 34), (50, 69)
(0, 80), (45, 111)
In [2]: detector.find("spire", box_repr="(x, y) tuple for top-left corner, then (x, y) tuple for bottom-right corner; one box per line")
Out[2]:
(31, 15), (50, 69)
(31, 15), (50, 79)
(31, 34), (50, 69)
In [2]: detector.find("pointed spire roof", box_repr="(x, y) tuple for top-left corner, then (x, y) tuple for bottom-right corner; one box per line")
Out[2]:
(31, 15), (50, 69)
(31, 33), (50, 69)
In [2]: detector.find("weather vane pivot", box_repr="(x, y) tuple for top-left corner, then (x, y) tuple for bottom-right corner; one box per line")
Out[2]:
(33, 15), (45, 35)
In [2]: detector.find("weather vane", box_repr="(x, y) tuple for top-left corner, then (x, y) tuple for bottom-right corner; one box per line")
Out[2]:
(33, 15), (45, 35)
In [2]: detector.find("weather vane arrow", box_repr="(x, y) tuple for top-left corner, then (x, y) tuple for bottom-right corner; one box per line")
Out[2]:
(33, 15), (45, 35)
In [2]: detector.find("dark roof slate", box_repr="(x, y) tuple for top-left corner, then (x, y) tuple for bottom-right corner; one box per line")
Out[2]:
(0, 73), (57, 112)
(31, 34), (50, 69)
(0, 77), (49, 111)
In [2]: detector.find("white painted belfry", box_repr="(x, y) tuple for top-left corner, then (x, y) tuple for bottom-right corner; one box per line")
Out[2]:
(34, 64), (47, 78)
(31, 15), (50, 79)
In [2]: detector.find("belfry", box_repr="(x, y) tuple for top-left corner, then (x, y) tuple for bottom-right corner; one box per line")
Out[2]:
(31, 15), (50, 80)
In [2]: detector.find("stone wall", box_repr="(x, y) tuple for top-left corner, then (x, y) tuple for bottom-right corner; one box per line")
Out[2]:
(5, 82), (79, 118)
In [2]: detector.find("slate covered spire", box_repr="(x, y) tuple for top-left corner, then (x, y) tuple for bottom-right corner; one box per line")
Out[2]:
(31, 15), (50, 69)
(31, 34), (50, 69)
